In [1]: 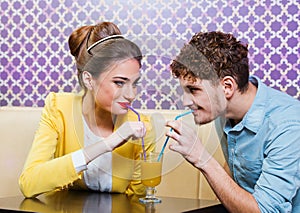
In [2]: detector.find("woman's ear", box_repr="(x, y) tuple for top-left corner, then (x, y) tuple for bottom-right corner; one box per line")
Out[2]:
(82, 71), (94, 90)
(221, 76), (236, 98)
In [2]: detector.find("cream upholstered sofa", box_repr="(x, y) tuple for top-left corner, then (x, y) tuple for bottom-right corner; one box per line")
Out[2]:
(0, 107), (225, 199)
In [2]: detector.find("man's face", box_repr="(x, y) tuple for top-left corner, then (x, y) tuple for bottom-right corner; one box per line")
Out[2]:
(179, 77), (227, 125)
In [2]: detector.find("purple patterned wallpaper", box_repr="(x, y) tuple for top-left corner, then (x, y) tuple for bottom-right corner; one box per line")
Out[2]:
(0, 0), (299, 109)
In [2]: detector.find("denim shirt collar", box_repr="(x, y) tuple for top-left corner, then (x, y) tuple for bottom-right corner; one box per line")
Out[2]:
(225, 76), (268, 134)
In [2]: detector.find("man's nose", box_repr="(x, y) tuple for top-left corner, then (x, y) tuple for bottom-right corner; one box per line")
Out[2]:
(182, 92), (193, 107)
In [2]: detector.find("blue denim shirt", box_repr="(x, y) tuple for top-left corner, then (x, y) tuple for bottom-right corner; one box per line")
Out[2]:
(223, 76), (300, 213)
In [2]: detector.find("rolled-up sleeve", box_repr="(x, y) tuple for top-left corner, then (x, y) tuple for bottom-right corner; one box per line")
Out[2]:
(252, 123), (300, 213)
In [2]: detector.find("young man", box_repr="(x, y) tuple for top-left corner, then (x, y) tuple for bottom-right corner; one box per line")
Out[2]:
(167, 31), (300, 213)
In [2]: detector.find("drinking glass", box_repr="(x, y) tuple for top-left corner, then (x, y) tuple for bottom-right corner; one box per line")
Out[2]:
(139, 152), (163, 204)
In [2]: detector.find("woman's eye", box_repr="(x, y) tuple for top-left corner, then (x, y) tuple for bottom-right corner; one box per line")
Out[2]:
(114, 81), (125, 87)
(133, 81), (140, 88)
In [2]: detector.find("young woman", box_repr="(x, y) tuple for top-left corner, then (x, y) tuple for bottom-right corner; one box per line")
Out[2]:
(19, 22), (155, 198)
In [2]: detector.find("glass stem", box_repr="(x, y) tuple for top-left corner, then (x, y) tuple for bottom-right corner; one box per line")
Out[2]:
(145, 187), (156, 199)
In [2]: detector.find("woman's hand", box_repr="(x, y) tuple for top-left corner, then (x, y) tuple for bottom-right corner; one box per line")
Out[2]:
(83, 121), (146, 162)
(106, 121), (146, 151)
(117, 121), (146, 140)
(166, 120), (212, 169)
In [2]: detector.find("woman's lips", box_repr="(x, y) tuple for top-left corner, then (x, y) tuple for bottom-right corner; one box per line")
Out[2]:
(118, 102), (130, 108)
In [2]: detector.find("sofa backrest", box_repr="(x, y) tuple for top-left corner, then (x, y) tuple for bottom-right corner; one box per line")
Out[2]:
(0, 107), (42, 198)
(0, 107), (225, 200)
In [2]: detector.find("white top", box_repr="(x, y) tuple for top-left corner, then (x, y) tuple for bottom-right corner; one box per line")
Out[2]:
(71, 117), (112, 192)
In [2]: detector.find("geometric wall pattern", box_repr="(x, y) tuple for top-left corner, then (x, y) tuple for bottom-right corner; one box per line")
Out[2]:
(1, 0), (299, 109)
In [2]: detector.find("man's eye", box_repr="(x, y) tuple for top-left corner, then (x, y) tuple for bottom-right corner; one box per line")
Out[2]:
(188, 86), (203, 94)
(189, 87), (198, 94)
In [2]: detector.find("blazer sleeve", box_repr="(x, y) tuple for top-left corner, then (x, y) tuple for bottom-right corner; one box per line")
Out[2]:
(19, 93), (82, 198)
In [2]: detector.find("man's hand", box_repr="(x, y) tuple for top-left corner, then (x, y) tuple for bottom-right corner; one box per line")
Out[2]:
(166, 120), (212, 169)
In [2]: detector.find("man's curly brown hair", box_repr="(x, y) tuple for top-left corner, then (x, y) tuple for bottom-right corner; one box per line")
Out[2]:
(170, 31), (249, 93)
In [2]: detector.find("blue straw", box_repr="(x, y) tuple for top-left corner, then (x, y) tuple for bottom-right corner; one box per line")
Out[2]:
(157, 110), (194, 161)
(126, 105), (147, 161)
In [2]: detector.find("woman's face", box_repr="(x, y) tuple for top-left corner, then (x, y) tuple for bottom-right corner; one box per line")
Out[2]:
(91, 59), (141, 115)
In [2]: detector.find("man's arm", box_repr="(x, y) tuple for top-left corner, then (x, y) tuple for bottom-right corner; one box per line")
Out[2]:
(167, 120), (260, 213)
(200, 157), (260, 213)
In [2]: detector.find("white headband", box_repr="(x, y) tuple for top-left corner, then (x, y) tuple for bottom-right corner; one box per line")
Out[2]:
(87, 34), (124, 54)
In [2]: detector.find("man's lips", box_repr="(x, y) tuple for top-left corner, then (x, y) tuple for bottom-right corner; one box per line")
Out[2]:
(191, 107), (202, 114)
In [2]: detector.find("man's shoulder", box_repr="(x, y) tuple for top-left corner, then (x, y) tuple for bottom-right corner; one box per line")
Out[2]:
(264, 90), (300, 127)
(267, 88), (299, 112)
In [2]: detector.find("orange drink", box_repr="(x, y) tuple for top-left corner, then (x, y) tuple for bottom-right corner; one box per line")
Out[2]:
(141, 161), (162, 187)
(139, 152), (163, 204)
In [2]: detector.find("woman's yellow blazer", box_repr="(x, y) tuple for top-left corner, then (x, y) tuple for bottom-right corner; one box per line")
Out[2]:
(19, 92), (156, 198)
